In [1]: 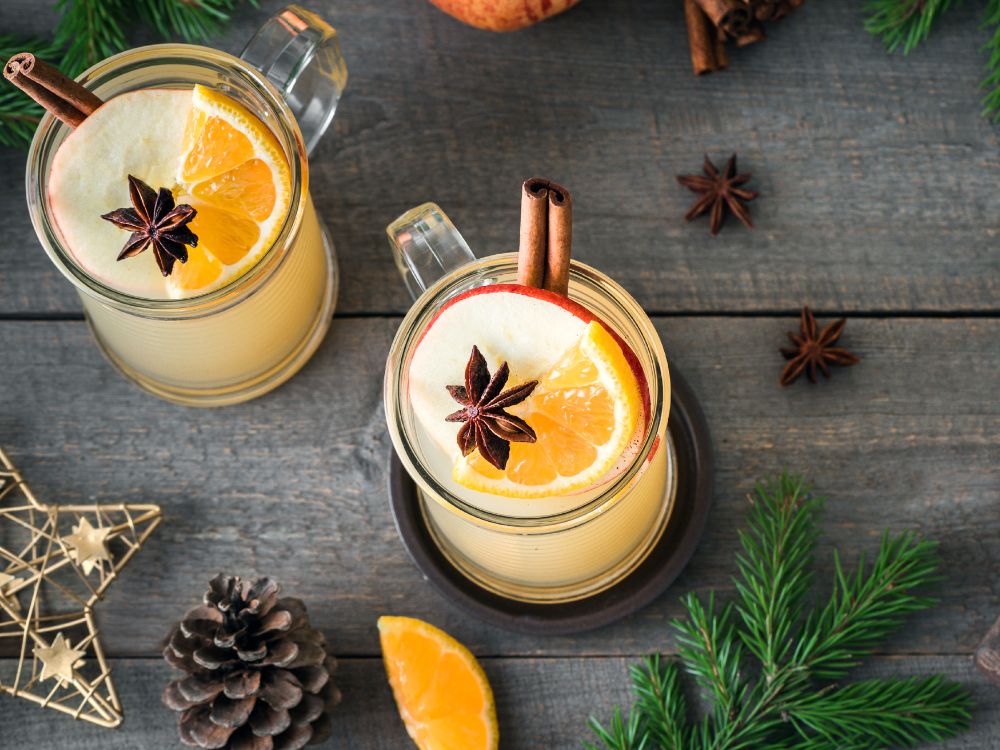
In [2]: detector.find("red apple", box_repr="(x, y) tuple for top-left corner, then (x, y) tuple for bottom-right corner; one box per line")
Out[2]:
(427, 0), (581, 31)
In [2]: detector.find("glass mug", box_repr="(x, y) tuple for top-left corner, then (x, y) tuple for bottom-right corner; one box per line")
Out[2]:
(25, 6), (348, 406)
(384, 204), (676, 603)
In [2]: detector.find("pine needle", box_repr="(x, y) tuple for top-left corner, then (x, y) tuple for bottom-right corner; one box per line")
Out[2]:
(863, 0), (957, 54)
(585, 706), (648, 750)
(981, 0), (1000, 120)
(864, 0), (1000, 120)
(629, 656), (689, 750)
(586, 473), (972, 750)
(735, 475), (819, 678)
(54, 0), (129, 77)
(793, 530), (941, 680)
(787, 675), (972, 746)
(1, 0), (256, 150)
(137, 0), (259, 43)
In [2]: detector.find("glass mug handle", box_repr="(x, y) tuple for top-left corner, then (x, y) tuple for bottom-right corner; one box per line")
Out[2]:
(387, 203), (477, 300)
(240, 4), (348, 155)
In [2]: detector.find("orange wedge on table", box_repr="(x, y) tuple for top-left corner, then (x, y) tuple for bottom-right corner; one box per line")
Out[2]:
(453, 320), (643, 498)
(168, 84), (291, 296)
(378, 616), (499, 750)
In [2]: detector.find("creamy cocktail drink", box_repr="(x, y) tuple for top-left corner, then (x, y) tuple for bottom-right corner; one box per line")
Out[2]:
(407, 284), (671, 597)
(20, 12), (347, 405)
(385, 197), (672, 602)
(45, 85), (329, 400)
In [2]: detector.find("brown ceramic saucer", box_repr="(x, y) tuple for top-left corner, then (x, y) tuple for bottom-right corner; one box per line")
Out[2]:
(388, 364), (713, 635)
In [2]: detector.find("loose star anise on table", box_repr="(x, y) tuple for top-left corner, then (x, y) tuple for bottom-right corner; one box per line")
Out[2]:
(101, 174), (198, 277)
(446, 346), (538, 471)
(780, 306), (860, 386)
(676, 153), (758, 236)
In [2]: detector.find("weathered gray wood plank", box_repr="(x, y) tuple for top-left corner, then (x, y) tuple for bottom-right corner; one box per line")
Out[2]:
(0, 655), (995, 749)
(0, 317), (996, 658)
(1, 1), (998, 315)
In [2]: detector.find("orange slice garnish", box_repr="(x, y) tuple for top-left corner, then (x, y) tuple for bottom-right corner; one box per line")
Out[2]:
(168, 85), (291, 297)
(454, 320), (642, 498)
(378, 616), (499, 750)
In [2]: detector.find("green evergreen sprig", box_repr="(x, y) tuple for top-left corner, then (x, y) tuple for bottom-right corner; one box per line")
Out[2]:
(864, 0), (1000, 120)
(586, 474), (972, 750)
(1, 0), (255, 149)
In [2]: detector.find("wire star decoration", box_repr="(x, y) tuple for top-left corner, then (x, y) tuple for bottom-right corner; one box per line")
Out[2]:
(0, 448), (162, 728)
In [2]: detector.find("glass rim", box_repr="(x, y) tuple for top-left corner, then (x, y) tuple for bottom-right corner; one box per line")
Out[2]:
(25, 43), (307, 317)
(384, 253), (669, 535)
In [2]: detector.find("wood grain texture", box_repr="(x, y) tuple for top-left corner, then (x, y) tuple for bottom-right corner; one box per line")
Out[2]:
(0, 1), (998, 315)
(0, 656), (995, 749)
(0, 317), (995, 659)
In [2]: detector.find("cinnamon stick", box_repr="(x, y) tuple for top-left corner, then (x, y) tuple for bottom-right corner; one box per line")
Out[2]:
(773, 0), (805, 20)
(3, 52), (103, 129)
(752, 0), (778, 21)
(516, 177), (573, 296)
(518, 180), (548, 289)
(684, 0), (724, 75)
(714, 36), (730, 69)
(544, 181), (572, 296)
(693, 0), (751, 38)
(735, 22), (766, 47)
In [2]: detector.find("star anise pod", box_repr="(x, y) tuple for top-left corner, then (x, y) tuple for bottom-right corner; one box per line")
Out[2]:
(445, 346), (538, 471)
(780, 306), (860, 386)
(676, 154), (758, 236)
(101, 174), (198, 277)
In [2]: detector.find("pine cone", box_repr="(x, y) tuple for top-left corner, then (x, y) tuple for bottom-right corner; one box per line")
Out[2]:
(163, 575), (341, 750)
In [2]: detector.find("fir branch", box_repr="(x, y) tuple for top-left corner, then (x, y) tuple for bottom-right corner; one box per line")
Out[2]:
(793, 530), (941, 680)
(137, 0), (258, 43)
(864, 0), (1000, 120)
(735, 475), (819, 679)
(585, 707), (648, 750)
(674, 592), (746, 723)
(863, 0), (957, 54)
(675, 593), (785, 750)
(2, 0), (256, 150)
(629, 655), (689, 750)
(981, 0), (1000, 120)
(786, 676), (973, 747)
(586, 474), (971, 750)
(54, 0), (129, 77)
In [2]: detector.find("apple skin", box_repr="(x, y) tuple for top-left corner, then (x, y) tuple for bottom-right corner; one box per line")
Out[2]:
(427, 0), (581, 31)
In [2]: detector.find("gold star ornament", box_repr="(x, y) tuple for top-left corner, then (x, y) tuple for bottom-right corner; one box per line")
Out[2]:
(62, 517), (113, 575)
(34, 633), (87, 685)
(0, 448), (162, 728)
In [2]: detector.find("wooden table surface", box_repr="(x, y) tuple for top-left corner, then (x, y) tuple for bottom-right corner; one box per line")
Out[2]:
(1, 1), (998, 747)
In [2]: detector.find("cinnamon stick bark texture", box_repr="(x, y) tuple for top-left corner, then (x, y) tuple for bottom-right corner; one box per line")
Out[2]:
(773, 0), (805, 20)
(516, 178), (573, 296)
(735, 22), (766, 47)
(518, 180), (548, 289)
(751, 0), (777, 21)
(694, 0), (751, 37)
(3, 52), (103, 128)
(684, 0), (724, 75)
(544, 182), (572, 296)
